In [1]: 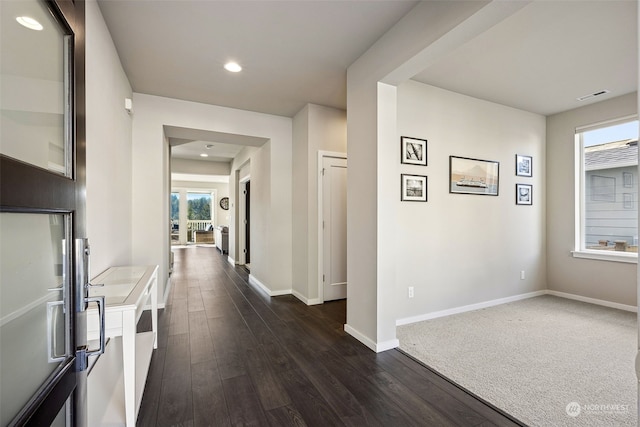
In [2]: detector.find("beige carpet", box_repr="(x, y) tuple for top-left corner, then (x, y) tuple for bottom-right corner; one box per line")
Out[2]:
(397, 295), (637, 426)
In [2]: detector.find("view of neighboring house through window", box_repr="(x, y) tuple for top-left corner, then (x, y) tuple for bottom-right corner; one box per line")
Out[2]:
(576, 118), (639, 257)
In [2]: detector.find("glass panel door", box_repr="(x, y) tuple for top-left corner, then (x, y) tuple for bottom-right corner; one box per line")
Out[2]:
(0, 0), (71, 176)
(0, 213), (72, 426)
(0, 0), (86, 424)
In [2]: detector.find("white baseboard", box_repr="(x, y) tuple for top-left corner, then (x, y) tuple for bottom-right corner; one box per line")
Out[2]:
(547, 290), (637, 312)
(396, 289), (638, 327)
(248, 274), (291, 297)
(344, 324), (399, 353)
(227, 256), (235, 266)
(291, 290), (322, 306)
(396, 290), (547, 326)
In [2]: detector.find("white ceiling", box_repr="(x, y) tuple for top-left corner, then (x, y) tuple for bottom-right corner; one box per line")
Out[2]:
(412, 1), (638, 116)
(98, 0), (638, 168)
(170, 139), (245, 162)
(166, 125), (268, 163)
(97, 0), (419, 117)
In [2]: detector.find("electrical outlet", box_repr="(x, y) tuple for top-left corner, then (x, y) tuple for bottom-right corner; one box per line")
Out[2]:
(408, 286), (414, 298)
(520, 270), (525, 280)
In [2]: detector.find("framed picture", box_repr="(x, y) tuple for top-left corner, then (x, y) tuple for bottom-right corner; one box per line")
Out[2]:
(401, 174), (427, 202)
(449, 156), (499, 196)
(515, 154), (532, 177)
(516, 184), (532, 205)
(401, 136), (427, 166)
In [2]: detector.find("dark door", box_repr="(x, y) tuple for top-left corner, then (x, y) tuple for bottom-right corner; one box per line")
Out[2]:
(245, 181), (250, 264)
(0, 0), (88, 425)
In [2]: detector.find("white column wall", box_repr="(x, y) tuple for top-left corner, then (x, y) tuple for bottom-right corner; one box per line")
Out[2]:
(85, 0), (134, 277)
(346, 1), (529, 351)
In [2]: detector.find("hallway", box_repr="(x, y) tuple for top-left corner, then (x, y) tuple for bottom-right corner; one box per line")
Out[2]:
(137, 247), (520, 426)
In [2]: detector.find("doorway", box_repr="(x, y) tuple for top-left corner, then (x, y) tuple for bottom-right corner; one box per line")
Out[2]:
(238, 170), (251, 267)
(318, 153), (347, 302)
(245, 180), (251, 265)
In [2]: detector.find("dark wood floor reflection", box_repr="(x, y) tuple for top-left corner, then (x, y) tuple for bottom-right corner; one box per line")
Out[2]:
(137, 246), (521, 427)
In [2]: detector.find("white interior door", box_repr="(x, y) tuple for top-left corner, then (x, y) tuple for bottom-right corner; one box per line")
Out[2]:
(322, 156), (347, 301)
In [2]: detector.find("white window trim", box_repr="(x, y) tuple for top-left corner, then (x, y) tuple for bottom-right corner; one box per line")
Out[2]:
(571, 250), (637, 264)
(572, 115), (639, 263)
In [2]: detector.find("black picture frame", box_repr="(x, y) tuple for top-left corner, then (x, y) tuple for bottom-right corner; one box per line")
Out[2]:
(449, 156), (499, 196)
(516, 154), (532, 177)
(401, 174), (427, 202)
(401, 136), (427, 166)
(516, 184), (532, 205)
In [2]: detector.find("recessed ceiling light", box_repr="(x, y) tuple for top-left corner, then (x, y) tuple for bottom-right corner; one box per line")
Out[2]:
(224, 62), (242, 73)
(16, 16), (43, 31)
(200, 153), (209, 158)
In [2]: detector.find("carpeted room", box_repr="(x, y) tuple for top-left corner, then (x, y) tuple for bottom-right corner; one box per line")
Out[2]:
(392, 91), (638, 426)
(391, 2), (638, 425)
(397, 295), (637, 426)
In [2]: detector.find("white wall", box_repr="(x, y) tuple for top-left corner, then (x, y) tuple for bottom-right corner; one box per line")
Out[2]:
(228, 146), (256, 263)
(131, 94), (292, 300)
(85, 0), (133, 277)
(292, 106), (310, 299)
(395, 81), (546, 321)
(346, 0), (497, 351)
(171, 158), (230, 176)
(547, 92), (637, 306)
(292, 104), (347, 304)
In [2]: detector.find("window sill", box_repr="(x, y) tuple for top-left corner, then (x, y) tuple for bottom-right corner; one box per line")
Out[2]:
(571, 250), (637, 264)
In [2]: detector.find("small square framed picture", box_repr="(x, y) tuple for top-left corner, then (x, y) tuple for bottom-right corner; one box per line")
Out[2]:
(516, 154), (532, 177)
(401, 174), (427, 202)
(516, 184), (532, 205)
(401, 136), (427, 166)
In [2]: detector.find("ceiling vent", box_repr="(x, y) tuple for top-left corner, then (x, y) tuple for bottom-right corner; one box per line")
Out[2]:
(576, 90), (610, 102)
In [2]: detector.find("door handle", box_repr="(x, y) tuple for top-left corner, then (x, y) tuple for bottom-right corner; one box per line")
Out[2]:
(85, 295), (106, 357)
(47, 300), (65, 363)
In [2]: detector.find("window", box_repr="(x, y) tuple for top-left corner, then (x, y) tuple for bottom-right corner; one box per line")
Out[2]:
(171, 192), (179, 242)
(186, 191), (214, 241)
(575, 118), (639, 262)
(187, 192), (212, 221)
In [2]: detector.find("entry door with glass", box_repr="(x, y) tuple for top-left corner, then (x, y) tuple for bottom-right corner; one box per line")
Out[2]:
(0, 0), (89, 425)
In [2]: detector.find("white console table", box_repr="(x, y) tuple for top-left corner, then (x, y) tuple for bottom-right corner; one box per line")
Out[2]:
(87, 265), (158, 427)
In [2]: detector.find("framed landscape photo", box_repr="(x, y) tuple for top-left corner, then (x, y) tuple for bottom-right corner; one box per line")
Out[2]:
(516, 154), (532, 177)
(516, 184), (532, 205)
(449, 156), (499, 196)
(401, 174), (427, 202)
(401, 136), (427, 166)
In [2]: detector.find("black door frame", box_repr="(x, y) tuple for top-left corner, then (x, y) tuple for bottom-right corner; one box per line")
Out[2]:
(245, 180), (250, 264)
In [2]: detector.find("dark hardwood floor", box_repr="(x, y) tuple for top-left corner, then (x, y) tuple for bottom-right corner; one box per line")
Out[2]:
(137, 246), (522, 427)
